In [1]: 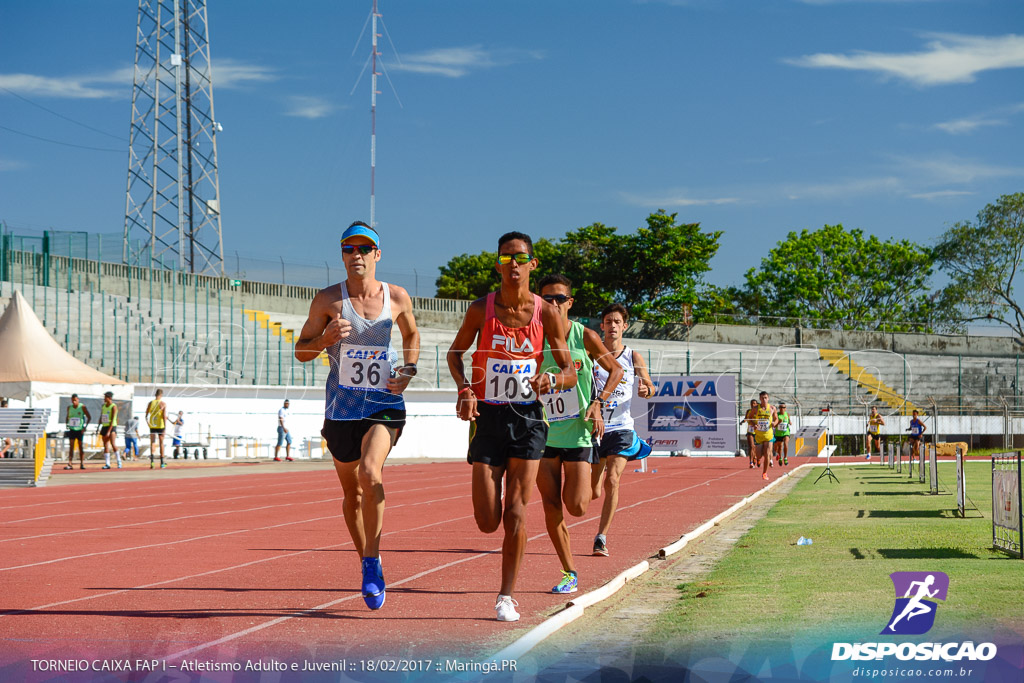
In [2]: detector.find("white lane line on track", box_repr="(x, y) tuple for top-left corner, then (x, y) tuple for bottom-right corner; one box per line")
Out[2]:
(162, 467), (750, 658)
(2, 474), (463, 525)
(0, 478), (465, 543)
(0, 490), (467, 573)
(0, 501), (475, 619)
(0, 468), (457, 511)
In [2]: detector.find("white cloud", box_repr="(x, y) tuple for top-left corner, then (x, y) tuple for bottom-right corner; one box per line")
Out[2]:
(783, 177), (904, 200)
(909, 190), (975, 200)
(389, 45), (543, 78)
(785, 33), (1024, 86)
(284, 95), (338, 119)
(0, 59), (276, 100)
(932, 103), (1024, 134)
(0, 72), (121, 99)
(620, 191), (741, 207)
(893, 154), (1024, 184)
(0, 158), (24, 171)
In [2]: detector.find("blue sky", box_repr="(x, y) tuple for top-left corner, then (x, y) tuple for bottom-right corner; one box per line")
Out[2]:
(1, 0), (1022, 297)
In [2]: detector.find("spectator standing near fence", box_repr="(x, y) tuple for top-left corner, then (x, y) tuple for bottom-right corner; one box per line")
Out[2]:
(274, 399), (293, 461)
(171, 411), (185, 450)
(1, 437), (13, 458)
(100, 392), (121, 470)
(123, 414), (140, 461)
(63, 394), (91, 470)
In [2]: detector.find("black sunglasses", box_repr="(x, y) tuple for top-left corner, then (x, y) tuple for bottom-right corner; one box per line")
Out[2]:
(541, 294), (572, 304)
(342, 244), (377, 255)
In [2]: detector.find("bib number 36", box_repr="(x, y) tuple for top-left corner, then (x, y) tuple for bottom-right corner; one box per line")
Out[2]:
(339, 345), (391, 390)
(484, 359), (537, 403)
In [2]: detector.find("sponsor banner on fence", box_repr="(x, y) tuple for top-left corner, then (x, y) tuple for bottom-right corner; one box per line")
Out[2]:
(634, 375), (737, 453)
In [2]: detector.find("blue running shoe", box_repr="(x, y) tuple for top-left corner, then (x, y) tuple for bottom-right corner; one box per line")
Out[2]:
(552, 570), (578, 594)
(361, 556), (386, 610)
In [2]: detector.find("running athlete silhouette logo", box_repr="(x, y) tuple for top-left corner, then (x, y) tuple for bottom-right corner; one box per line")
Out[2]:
(883, 572), (949, 635)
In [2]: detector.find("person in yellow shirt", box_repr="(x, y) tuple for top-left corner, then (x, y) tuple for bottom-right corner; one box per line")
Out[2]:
(146, 389), (168, 470)
(753, 391), (778, 481)
(866, 405), (885, 460)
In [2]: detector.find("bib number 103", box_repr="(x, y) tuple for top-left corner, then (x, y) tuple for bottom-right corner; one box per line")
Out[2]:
(484, 359), (536, 403)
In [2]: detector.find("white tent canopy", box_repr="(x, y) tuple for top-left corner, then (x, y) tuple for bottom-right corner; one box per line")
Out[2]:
(0, 290), (132, 401)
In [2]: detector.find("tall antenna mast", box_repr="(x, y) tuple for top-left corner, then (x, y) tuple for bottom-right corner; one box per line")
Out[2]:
(370, 0), (381, 227)
(123, 0), (224, 275)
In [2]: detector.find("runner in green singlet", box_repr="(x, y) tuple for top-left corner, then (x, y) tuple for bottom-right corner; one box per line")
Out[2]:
(774, 402), (791, 466)
(63, 394), (91, 470)
(536, 275), (623, 595)
(100, 391), (120, 470)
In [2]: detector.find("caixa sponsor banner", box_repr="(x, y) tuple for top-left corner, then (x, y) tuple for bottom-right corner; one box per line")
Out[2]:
(831, 642), (997, 662)
(635, 375), (737, 453)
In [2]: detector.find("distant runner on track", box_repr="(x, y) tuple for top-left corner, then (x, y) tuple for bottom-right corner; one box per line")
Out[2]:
(536, 274), (623, 595)
(752, 390), (777, 481)
(295, 221), (420, 611)
(866, 405), (885, 461)
(447, 231), (577, 622)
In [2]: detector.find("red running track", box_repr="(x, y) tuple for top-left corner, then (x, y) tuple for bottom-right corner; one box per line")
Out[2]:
(0, 456), (813, 672)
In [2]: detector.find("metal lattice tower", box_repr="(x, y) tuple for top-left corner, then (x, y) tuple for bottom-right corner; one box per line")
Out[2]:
(123, 0), (224, 275)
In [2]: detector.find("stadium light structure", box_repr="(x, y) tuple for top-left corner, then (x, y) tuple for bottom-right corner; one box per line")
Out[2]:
(123, 0), (225, 275)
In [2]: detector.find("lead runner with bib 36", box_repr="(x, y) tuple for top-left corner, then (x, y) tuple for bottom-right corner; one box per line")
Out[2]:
(447, 231), (577, 623)
(295, 221), (421, 611)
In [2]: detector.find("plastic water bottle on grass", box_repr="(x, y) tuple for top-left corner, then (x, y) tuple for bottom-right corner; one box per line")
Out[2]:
(797, 536), (810, 546)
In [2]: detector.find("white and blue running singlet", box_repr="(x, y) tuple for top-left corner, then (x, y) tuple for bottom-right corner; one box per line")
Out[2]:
(324, 282), (403, 420)
(593, 346), (635, 433)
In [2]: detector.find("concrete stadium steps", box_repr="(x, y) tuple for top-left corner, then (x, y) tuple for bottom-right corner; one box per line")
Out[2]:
(819, 349), (920, 415)
(0, 458), (36, 488)
(2, 281), (1018, 407)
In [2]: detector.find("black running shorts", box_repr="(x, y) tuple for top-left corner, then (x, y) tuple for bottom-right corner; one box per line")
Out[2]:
(322, 409), (406, 464)
(542, 445), (593, 463)
(66, 430), (84, 443)
(595, 429), (635, 459)
(467, 401), (547, 467)
(100, 426), (115, 437)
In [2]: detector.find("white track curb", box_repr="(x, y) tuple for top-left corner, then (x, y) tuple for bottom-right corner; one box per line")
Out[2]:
(486, 459), (872, 664)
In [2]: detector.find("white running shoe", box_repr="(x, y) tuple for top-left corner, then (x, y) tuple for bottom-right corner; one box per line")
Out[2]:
(495, 595), (520, 622)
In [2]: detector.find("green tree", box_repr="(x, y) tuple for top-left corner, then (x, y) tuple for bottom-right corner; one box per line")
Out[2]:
(434, 213), (722, 325)
(934, 192), (1024, 341)
(434, 251), (498, 299)
(740, 224), (946, 331)
(617, 212), (722, 323)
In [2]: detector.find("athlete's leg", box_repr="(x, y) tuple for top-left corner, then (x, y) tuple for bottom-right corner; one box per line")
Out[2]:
(332, 457), (366, 557)
(472, 462), (504, 534)
(499, 457), (540, 596)
(759, 441), (770, 477)
(158, 434), (165, 462)
(590, 456), (607, 500)
(562, 460), (592, 517)
(597, 454), (628, 537)
(537, 456), (574, 574)
(355, 424), (397, 559)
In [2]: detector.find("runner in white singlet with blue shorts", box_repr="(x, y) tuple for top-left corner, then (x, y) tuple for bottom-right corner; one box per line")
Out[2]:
(590, 303), (655, 557)
(295, 221), (420, 611)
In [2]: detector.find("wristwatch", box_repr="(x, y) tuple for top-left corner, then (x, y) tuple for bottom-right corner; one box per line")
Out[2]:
(400, 363), (418, 377)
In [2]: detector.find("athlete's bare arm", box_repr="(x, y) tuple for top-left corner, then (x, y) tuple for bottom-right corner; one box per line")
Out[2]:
(531, 301), (577, 395)
(386, 284), (421, 395)
(631, 350), (656, 398)
(295, 285), (352, 362)
(82, 407), (92, 424)
(447, 299), (486, 421)
(583, 327), (622, 440)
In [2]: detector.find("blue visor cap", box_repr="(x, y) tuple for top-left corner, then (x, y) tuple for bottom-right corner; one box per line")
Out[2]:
(340, 224), (380, 246)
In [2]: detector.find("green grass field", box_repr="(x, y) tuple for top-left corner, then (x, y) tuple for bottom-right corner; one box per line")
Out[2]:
(648, 461), (1024, 645)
